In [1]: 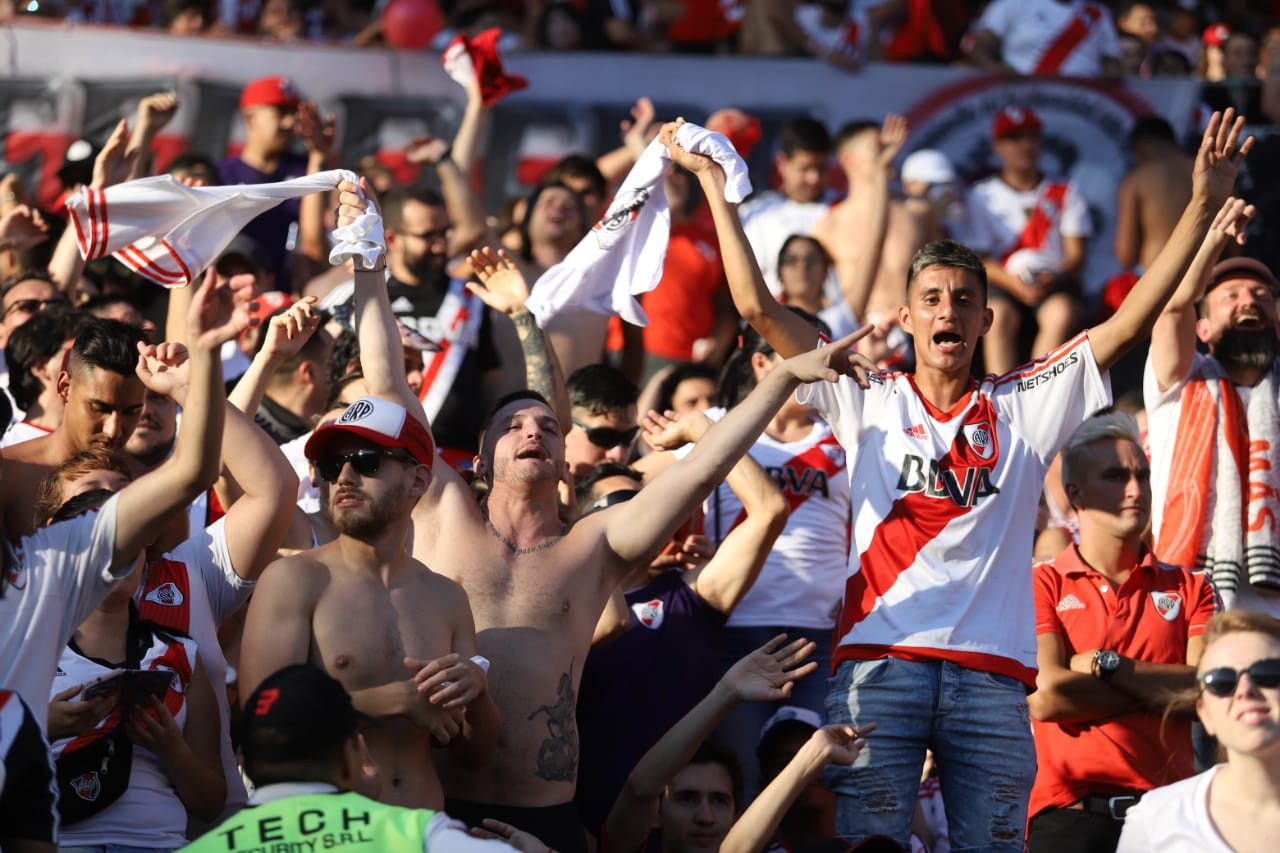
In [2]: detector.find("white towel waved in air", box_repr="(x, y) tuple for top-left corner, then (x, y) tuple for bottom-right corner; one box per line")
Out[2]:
(525, 121), (751, 327)
(65, 169), (383, 287)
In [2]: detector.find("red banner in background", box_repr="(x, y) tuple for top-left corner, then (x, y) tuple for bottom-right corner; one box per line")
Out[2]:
(0, 20), (1208, 294)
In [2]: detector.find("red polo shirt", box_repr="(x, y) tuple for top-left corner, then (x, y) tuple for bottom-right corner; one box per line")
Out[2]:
(1028, 545), (1217, 818)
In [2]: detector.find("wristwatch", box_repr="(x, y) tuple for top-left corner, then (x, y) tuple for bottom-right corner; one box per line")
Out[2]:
(1093, 649), (1122, 680)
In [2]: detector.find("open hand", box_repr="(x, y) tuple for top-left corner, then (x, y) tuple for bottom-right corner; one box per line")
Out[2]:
(0, 204), (49, 251)
(466, 247), (531, 315)
(640, 408), (710, 451)
(877, 114), (908, 169)
(405, 135), (451, 167)
(186, 266), (258, 350)
(722, 633), (818, 703)
(1205, 196), (1256, 251)
(297, 101), (337, 160)
(92, 119), (141, 189)
(782, 325), (880, 388)
(1192, 109), (1254, 211)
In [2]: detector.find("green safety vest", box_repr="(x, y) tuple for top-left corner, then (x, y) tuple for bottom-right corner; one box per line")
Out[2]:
(180, 790), (432, 853)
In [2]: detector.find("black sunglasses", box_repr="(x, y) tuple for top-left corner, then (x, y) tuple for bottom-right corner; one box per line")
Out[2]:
(3, 296), (67, 318)
(314, 449), (416, 483)
(573, 420), (638, 449)
(1199, 658), (1280, 697)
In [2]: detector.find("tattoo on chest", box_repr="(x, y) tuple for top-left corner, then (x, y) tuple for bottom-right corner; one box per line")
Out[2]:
(527, 659), (578, 782)
(486, 518), (566, 556)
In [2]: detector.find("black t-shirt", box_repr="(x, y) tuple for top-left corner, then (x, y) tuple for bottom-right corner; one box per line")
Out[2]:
(387, 276), (500, 453)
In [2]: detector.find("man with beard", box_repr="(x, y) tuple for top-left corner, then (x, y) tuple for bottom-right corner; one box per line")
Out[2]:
(238, 230), (503, 812)
(1, 318), (146, 543)
(1147, 202), (1280, 616)
(381, 185), (503, 464)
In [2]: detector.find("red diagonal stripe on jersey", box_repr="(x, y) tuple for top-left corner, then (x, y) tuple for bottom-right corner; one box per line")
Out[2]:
(1002, 183), (1069, 265)
(838, 398), (998, 639)
(1032, 4), (1102, 74)
(725, 434), (846, 531)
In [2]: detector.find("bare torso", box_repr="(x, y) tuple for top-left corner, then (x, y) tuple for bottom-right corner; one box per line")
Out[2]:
(423, 517), (613, 807)
(813, 197), (924, 322)
(304, 542), (462, 809)
(2, 433), (67, 542)
(1133, 155), (1194, 269)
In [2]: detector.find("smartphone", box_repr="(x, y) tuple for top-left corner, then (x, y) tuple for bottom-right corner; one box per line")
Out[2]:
(81, 669), (127, 700)
(120, 670), (174, 707)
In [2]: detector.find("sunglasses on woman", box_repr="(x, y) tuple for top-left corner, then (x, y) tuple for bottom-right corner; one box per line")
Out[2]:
(1199, 658), (1280, 697)
(314, 449), (417, 483)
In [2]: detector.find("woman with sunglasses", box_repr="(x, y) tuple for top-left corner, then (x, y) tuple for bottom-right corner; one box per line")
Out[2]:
(1117, 610), (1280, 852)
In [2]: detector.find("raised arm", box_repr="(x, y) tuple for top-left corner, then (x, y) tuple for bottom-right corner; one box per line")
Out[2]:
(1148, 197), (1254, 392)
(598, 327), (874, 572)
(659, 121), (819, 358)
(1089, 110), (1253, 372)
(831, 115), (905, 322)
(466, 247), (572, 426)
(604, 635), (816, 853)
(125, 92), (178, 182)
(109, 268), (252, 574)
(721, 724), (869, 853)
(295, 101), (339, 264)
(641, 409), (788, 614)
(228, 296), (322, 416)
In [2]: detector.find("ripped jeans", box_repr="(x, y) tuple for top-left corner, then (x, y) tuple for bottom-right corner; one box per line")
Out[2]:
(823, 656), (1036, 852)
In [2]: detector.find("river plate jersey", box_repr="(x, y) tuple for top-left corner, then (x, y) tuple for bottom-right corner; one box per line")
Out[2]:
(797, 331), (1111, 684)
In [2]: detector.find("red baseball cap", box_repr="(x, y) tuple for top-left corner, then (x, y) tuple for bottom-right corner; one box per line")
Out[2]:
(993, 105), (1043, 140)
(1203, 23), (1231, 48)
(305, 396), (436, 468)
(240, 76), (300, 111)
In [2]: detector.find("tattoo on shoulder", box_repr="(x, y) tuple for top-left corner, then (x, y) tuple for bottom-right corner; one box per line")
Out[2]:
(526, 659), (578, 782)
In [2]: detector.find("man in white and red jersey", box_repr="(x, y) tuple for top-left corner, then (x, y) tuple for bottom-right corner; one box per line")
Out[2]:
(965, 105), (1093, 374)
(1026, 412), (1214, 853)
(967, 0), (1123, 80)
(679, 108), (1253, 848)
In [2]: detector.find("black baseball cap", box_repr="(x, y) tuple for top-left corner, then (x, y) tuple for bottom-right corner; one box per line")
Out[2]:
(240, 664), (371, 764)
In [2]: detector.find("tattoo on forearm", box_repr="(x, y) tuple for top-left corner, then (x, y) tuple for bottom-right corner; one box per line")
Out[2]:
(527, 659), (578, 782)
(513, 311), (556, 402)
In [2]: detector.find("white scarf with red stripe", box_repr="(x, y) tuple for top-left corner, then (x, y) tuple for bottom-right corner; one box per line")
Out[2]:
(65, 169), (384, 286)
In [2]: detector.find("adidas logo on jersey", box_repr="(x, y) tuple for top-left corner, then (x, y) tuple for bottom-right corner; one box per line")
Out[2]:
(1056, 594), (1086, 612)
(904, 424), (927, 440)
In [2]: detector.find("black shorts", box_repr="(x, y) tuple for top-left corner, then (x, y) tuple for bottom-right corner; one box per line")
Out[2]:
(444, 798), (589, 853)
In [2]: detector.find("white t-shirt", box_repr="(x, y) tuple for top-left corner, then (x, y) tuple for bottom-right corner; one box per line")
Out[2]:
(741, 191), (831, 296)
(976, 0), (1120, 76)
(0, 420), (52, 449)
(136, 519), (254, 813)
(51, 632), (198, 849)
(698, 409), (852, 630)
(797, 332), (1111, 683)
(820, 299), (859, 341)
(0, 494), (122, 727)
(279, 430), (320, 514)
(1116, 765), (1233, 853)
(964, 176), (1092, 277)
(793, 4), (869, 61)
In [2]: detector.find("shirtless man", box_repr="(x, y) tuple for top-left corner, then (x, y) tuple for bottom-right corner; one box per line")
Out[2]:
(239, 226), (503, 811)
(812, 116), (916, 365)
(1, 318), (146, 543)
(381, 194), (873, 851)
(1114, 117), (1195, 271)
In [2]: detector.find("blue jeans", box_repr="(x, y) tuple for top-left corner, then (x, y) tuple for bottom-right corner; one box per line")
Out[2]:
(715, 624), (833, 802)
(823, 657), (1036, 852)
